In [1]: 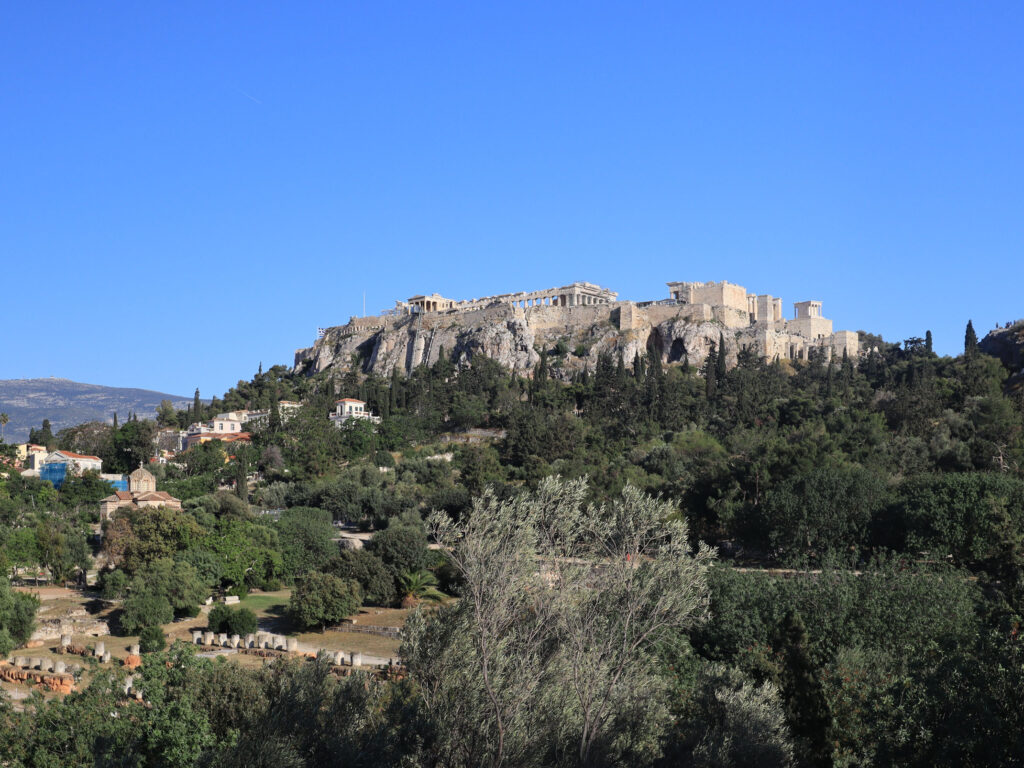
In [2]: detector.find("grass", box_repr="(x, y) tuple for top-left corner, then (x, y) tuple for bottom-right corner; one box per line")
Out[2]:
(295, 630), (401, 659)
(236, 591), (291, 616)
(350, 607), (410, 627)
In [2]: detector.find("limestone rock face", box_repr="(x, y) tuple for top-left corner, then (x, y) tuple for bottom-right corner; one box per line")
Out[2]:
(295, 303), (766, 381)
(980, 320), (1024, 389)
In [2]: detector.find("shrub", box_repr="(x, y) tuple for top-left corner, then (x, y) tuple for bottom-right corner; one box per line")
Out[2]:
(208, 603), (233, 633)
(228, 607), (258, 636)
(138, 625), (166, 653)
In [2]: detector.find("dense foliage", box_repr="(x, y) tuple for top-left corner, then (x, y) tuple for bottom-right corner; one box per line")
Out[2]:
(1, 327), (1023, 765)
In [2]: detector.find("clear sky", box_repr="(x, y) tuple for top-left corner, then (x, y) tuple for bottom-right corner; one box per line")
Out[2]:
(2, 2), (1022, 397)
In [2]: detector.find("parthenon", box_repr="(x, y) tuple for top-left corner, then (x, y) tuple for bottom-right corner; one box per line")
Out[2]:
(402, 281), (617, 315)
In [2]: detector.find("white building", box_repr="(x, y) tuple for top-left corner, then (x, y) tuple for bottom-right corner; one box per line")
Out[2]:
(42, 450), (103, 474)
(329, 398), (381, 427)
(245, 400), (303, 429)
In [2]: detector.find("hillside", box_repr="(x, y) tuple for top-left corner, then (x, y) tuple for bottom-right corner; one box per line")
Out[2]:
(0, 378), (192, 443)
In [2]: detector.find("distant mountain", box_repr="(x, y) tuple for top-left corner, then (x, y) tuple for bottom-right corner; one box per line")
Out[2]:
(0, 378), (193, 443)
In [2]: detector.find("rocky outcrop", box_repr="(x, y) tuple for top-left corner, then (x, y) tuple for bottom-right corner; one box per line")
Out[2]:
(980, 320), (1024, 388)
(294, 302), (795, 381)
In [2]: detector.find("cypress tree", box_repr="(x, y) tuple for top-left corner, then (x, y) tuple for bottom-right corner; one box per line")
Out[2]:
(964, 320), (978, 357)
(535, 351), (549, 384)
(268, 397), (282, 433)
(112, 412), (118, 429)
(235, 454), (247, 501)
(925, 330), (933, 354)
(389, 368), (400, 414)
(778, 610), (833, 768)
(193, 388), (201, 421)
(632, 351), (645, 382)
(705, 342), (719, 401)
(716, 332), (728, 382)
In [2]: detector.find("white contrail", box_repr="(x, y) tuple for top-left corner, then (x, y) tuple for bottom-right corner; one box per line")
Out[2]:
(235, 87), (263, 105)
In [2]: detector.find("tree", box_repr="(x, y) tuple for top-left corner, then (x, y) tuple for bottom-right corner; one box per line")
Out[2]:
(368, 517), (429, 577)
(326, 549), (396, 607)
(397, 569), (446, 607)
(130, 558), (207, 617)
(4, 527), (39, 581)
(119, 591), (173, 635)
(673, 664), (794, 768)
(208, 604), (257, 636)
(0, 580), (39, 656)
(925, 330), (933, 354)
(965, 320), (978, 357)
(234, 454), (248, 502)
(193, 388), (202, 421)
(28, 419), (55, 449)
(0, 412), (8, 442)
(716, 331), (728, 381)
(109, 420), (157, 473)
(288, 572), (362, 630)
(227, 607), (258, 636)
(777, 610), (833, 768)
(408, 478), (715, 768)
(705, 343), (719, 401)
(100, 569), (129, 600)
(268, 397), (282, 433)
(276, 507), (337, 579)
(156, 400), (178, 427)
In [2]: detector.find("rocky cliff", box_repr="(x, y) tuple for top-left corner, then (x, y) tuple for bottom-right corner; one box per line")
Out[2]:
(980, 319), (1024, 389)
(294, 302), (804, 380)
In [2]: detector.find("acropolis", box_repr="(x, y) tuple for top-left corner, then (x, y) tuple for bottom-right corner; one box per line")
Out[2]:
(297, 277), (861, 380)
(381, 279), (858, 361)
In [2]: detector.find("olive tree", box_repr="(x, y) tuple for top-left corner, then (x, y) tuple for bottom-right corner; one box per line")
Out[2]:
(406, 477), (715, 768)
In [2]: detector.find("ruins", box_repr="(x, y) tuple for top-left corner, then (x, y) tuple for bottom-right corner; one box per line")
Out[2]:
(400, 281), (618, 315)
(297, 277), (861, 380)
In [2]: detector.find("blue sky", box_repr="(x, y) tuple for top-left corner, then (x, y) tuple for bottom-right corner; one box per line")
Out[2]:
(2, 2), (1022, 397)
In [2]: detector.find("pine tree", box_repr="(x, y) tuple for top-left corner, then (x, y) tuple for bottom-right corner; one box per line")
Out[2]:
(964, 320), (978, 357)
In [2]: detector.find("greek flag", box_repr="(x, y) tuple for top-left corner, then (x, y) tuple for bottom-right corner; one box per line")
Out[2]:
(316, 327), (326, 338)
